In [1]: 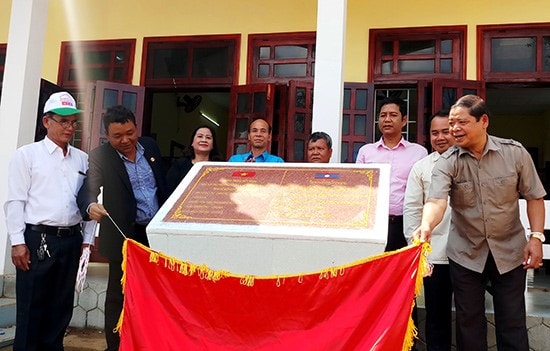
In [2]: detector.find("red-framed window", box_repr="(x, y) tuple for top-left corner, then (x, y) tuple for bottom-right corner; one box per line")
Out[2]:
(341, 83), (375, 163)
(57, 39), (135, 89)
(478, 23), (550, 82)
(0, 44), (6, 84)
(247, 32), (316, 84)
(369, 26), (466, 82)
(141, 34), (240, 88)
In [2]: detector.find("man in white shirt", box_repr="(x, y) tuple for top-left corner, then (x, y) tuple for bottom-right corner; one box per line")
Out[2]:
(404, 111), (455, 350)
(4, 92), (95, 351)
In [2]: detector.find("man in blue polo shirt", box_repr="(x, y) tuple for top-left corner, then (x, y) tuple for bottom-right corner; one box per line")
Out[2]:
(228, 118), (284, 162)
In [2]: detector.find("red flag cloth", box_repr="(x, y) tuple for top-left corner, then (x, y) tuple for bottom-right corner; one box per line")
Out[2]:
(118, 239), (427, 351)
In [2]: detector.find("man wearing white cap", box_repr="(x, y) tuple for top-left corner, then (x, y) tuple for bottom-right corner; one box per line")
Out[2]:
(4, 91), (95, 351)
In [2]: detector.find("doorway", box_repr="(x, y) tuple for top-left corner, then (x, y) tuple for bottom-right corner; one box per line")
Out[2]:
(149, 90), (230, 169)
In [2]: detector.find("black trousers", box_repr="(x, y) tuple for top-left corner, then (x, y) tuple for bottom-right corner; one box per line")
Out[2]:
(450, 253), (528, 351)
(424, 264), (453, 351)
(385, 215), (407, 252)
(104, 224), (149, 351)
(13, 226), (82, 351)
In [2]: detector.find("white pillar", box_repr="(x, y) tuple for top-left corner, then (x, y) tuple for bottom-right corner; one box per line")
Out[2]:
(0, 0), (49, 278)
(312, 0), (347, 162)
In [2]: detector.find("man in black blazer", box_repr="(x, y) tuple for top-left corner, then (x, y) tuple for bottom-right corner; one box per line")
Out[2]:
(78, 105), (167, 351)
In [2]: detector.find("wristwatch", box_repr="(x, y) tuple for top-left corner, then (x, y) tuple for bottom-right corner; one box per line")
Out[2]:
(530, 232), (546, 243)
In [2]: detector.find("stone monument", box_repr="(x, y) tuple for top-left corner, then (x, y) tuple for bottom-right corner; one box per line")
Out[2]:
(147, 162), (390, 275)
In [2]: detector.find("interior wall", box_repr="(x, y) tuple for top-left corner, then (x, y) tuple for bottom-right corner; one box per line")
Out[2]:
(150, 91), (229, 165)
(489, 114), (546, 168)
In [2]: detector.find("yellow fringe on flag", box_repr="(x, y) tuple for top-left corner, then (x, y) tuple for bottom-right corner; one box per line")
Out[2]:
(402, 241), (432, 351)
(114, 239), (129, 336)
(115, 238), (432, 347)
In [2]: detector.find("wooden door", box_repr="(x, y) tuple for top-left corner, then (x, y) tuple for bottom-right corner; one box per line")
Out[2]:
(82, 80), (145, 152)
(341, 83), (375, 163)
(226, 84), (277, 159)
(285, 81), (313, 162)
(432, 78), (486, 113)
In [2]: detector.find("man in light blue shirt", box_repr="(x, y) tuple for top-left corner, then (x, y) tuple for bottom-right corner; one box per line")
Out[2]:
(228, 118), (284, 162)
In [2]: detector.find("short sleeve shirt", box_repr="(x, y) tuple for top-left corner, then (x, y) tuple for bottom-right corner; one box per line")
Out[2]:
(429, 135), (546, 274)
(228, 151), (284, 163)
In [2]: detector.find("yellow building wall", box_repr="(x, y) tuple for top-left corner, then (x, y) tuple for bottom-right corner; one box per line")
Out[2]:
(1, 0), (549, 85)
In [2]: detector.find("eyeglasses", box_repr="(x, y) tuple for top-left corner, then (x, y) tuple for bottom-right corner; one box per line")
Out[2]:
(49, 117), (79, 129)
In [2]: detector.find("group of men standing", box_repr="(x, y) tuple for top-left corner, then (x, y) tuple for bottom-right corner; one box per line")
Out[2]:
(4, 91), (546, 351)
(5, 94), (168, 351)
(357, 94), (546, 351)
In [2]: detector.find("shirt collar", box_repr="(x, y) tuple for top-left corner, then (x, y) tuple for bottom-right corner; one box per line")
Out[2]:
(377, 137), (406, 150)
(116, 141), (144, 161)
(456, 133), (495, 157)
(43, 135), (72, 156)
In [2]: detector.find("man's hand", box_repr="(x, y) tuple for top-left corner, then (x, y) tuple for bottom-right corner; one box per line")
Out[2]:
(523, 237), (543, 269)
(88, 203), (108, 222)
(412, 225), (432, 244)
(12, 244), (30, 271)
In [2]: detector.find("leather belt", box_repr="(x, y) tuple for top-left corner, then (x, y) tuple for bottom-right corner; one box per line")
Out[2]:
(388, 215), (403, 222)
(28, 224), (81, 237)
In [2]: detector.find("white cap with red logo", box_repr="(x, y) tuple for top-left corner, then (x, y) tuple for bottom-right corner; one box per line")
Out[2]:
(43, 92), (83, 116)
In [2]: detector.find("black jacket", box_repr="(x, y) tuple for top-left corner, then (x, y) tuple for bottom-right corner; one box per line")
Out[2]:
(77, 137), (168, 262)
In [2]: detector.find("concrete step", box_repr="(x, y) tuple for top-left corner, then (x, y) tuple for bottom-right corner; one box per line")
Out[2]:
(0, 298), (15, 328)
(0, 325), (15, 348)
(0, 298), (15, 348)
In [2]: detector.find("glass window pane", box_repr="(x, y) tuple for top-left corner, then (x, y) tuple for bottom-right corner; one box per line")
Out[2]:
(294, 140), (305, 161)
(115, 51), (126, 63)
(235, 118), (248, 139)
(441, 59), (452, 73)
(442, 88), (457, 111)
(354, 115), (366, 136)
(343, 89), (351, 109)
(235, 143), (247, 154)
(258, 64), (269, 78)
(382, 61), (393, 74)
(294, 113), (305, 133)
(274, 45), (308, 59)
(312, 45), (316, 58)
(543, 37), (550, 71)
(399, 40), (435, 55)
(192, 47), (228, 78)
(342, 114), (350, 135)
(102, 89), (119, 109)
(274, 63), (307, 77)
(441, 40), (453, 54)
(84, 51), (111, 64)
(341, 142), (349, 162)
(353, 143), (364, 163)
(113, 67), (124, 80)
(399, 59), (435, 73)
(122, 92), (137, 112)
(259, 46), (270, 59)
(152, 48), (188, 78)
(86, 68), (110, 81)
(382, 41), (393, 56)
(0, 52), (7, 64)
(356, 89), (367, 110)
(491, 37), (536, 72)
(253, 92), (266, 113)
(311, 62), (315, 76)
(237, 93), (250, 114)
(68, 69), (78, 81)
(463, 89), (477, 96)
(295, 88), (306, 108)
